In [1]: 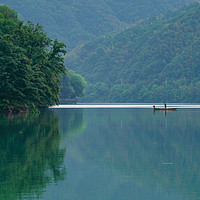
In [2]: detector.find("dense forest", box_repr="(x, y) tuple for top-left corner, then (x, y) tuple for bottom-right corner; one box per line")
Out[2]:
(0, 1), (200, 103)
(0, 0), (196, 50)
(0, 6), (85, 113)
(66, 3), (200, 103)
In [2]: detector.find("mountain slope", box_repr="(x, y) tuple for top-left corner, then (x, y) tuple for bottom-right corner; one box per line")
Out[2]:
(66, 3), (200, 103)
(0, 0), (196, 49)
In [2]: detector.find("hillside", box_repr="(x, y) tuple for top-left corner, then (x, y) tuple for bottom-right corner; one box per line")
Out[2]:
(66, 3), (200, 103)
(0, 0), (196, 50)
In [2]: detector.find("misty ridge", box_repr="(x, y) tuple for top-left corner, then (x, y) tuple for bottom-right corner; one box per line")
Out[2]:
(2, 0), (197, 49)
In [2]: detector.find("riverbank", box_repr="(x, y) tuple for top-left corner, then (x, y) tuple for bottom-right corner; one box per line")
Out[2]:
(0, 104), (40, 114)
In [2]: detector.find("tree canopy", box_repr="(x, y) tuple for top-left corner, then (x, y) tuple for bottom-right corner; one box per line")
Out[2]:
(0, 5), (85, 112)
(60, 70), (86, 100)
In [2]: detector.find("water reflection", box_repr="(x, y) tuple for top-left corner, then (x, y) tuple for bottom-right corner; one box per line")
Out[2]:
(56, 109), (86, 141)
(0, 110), (66, 200)
(1, 108), (200, 200)
(65, 109), (200, 200)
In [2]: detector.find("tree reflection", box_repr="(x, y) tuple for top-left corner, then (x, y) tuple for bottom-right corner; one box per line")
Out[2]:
(56, 109), (86, 140)
(74, 109), (200, 199)
(0, 110), (66, 200)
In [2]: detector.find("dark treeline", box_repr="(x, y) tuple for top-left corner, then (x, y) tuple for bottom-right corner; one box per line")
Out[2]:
(0, 6), (86, 112)
(66, 3), (200, 103)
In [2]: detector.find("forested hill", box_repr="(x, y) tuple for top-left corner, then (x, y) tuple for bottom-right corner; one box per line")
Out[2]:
(0, 0), (196, 49)
(66, 3), (200, 103)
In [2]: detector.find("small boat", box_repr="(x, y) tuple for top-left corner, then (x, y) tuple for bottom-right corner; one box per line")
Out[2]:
(154, 107), (177, 111)
(153, 106), (177, 111)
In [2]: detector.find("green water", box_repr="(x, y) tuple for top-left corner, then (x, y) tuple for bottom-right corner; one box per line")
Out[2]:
(0, 108), (200, 200)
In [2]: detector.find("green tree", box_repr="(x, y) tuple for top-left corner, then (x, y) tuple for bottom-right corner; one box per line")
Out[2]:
(60, 70), (86, 99)
(0, 6), (68, 112)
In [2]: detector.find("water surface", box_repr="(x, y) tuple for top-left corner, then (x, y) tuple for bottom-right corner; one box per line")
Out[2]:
(0, 107), (200, 200)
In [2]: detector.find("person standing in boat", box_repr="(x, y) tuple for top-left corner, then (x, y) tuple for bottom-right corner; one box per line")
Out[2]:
(164, 103), (167, 109)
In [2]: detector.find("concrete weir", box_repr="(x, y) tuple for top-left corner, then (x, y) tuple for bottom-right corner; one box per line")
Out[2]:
(50, 104), (200, 109)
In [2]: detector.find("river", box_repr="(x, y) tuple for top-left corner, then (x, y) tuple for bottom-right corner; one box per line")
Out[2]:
(0, 105), (200, 200)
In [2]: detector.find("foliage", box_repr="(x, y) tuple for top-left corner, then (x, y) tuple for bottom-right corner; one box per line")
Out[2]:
(66, 3), (200, 103)
(0, 0), (196, 50)
(0, 5), (85, 112)
(60, 70), (86, 100)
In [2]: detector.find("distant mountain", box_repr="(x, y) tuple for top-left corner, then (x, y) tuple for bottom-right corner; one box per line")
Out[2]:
(66, 3), (200, 103)
(0, 0), (196, 49)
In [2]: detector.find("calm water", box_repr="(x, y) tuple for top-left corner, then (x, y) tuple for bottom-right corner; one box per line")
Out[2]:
(0, 108), (200, 200)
